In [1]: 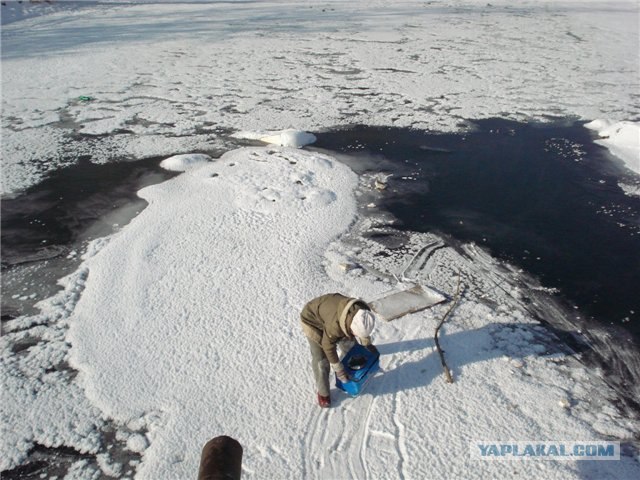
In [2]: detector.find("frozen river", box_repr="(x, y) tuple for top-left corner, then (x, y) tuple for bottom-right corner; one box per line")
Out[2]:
(2, 1), (639, 478)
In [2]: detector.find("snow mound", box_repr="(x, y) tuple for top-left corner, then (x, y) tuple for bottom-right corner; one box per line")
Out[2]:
(159, 153), (211, 172)
(65, 146), (358, 479)
(259, 129), (317, 148)
(586, 120), (640, 175)
(126, 434), (149, 453)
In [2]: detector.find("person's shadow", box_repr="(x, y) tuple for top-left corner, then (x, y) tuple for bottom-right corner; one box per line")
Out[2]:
(368, 321), (582, 396)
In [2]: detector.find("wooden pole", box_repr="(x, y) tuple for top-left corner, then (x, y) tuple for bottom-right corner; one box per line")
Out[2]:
(198, 436), (243, 480)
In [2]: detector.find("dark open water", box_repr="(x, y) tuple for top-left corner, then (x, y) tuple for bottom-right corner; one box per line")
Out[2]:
(314, 120), (640, 343)
(1, 156), (179, 320)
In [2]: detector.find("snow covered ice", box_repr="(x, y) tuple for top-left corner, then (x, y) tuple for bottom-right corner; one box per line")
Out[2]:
(586, 120), (640, 175)
(158, 153), (212, 172)
(246, 129), (318, 148)
(2, 0), (640, 479)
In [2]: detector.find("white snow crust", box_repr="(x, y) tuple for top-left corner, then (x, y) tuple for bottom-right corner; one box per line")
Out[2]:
(2, 1), (640, 479)
(260, 129), (318, 148)
(159, 153), (212, 172)
(586, 120), (640, 175)
(234, 129), (318, 148)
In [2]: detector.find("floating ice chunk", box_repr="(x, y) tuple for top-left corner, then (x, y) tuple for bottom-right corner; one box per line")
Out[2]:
(96, 453), (122, 477)
(558, 398), (571, 409)
(585, 120), (640, 175)
(160, 154), (211, 172)
(585, 119), (613, 131)
(126, 434), (149, 453)
(259, 129), (317, 148)
(510, 359), (524, 369)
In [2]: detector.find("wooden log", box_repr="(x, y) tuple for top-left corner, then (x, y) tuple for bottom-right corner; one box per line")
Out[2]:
(198, 436), (243, 480)
(434, 272), (462, 383)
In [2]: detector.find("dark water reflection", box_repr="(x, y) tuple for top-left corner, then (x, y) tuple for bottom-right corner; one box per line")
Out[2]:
(1, 156), (179, 319)
(314, 120), (640, 343)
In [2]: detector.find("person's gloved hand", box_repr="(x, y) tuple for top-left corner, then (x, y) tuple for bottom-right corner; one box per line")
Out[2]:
(336, 369), (351, 383)
(366, 344), (379, 356)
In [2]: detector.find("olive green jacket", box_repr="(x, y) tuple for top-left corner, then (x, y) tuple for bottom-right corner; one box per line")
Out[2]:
(300, 293), (372, 366)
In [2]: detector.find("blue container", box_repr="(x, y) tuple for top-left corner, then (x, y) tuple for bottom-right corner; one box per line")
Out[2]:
(335, 343), (380, 397)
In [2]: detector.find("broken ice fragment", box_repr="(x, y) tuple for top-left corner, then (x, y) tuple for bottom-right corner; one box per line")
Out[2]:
(260, 129), (317, 148)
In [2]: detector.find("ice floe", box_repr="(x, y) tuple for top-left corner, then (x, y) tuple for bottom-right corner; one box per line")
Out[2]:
(159, 153), (212, 172)
(586, 120), (640, 175)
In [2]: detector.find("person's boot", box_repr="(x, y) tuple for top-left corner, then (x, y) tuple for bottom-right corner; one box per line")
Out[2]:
(317, 393), (331, 408)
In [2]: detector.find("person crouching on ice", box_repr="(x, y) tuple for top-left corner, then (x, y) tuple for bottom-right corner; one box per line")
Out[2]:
(300, 293), (379, 408)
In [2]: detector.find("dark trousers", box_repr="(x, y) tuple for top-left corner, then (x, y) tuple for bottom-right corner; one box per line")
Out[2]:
(307, 337), (354, 397)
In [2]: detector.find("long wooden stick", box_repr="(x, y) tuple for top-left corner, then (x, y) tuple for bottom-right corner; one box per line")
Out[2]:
(434, 272), (462, 383)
